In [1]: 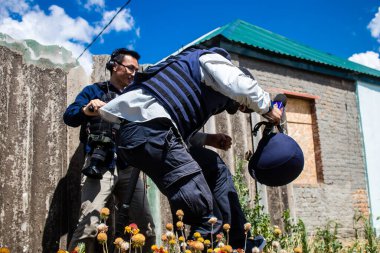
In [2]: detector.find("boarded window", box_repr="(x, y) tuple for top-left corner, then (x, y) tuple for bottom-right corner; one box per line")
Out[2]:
(285, 97), (322, 185)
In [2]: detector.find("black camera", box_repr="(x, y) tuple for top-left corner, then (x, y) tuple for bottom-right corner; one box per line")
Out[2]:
(82, 92), (118, 179)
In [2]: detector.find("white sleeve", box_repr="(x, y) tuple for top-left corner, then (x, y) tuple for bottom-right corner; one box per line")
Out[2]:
(199, 53), (271, 114)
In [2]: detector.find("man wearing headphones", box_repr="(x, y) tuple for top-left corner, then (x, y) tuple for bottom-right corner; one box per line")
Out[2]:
(64, 48), (155, 252)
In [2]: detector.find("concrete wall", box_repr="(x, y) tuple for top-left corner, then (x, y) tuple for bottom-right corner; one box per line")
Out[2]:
(0, 45), (70, 252)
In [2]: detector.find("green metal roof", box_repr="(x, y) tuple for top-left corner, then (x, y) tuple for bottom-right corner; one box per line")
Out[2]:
(196, 19), (380, 79)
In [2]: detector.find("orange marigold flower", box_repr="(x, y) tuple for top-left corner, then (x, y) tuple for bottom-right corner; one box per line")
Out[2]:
(57, 250), (68, 253)
(222, 245), (233, 253)
(176, 221), (184, 229)
(190, 241), (204, 251)
(161, 234), (168, 241)
(166, 223), (173, 231)
(197, 237), (204, 243)
(151, 245), (158, 251)
(97, 232), (107, 244)
(208, 217), (218, 224)
(176, 209), (184, 219)
(73, 246), (80, 253)
(294, 247), (302, 253)
(223, 223), (231, 231)
(185, 250), (192, 253)
(132, 233), (146, 248)
(114, 237), (124, 248)
(193, 232), (201, 238)
(100, 207), (110, 218)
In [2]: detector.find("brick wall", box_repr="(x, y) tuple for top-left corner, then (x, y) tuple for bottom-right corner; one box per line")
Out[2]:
(236, 53), (368, 237)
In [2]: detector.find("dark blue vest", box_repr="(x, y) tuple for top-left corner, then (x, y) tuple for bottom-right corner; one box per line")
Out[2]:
(128, 47), (235, 140)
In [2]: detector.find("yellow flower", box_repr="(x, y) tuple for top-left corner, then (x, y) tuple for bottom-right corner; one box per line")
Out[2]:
(132, 233), (146, 248)
(274, 228), (282, 237)
(207, 249), (213, 253)
(57, 250), (68, 253)
(185, 250), (192, 253)
(221, 245), (233, 253)
(204, 239), (211, 246)
(214, 248), (220, 253)
(193, 232), (201, 238)
(197, 237), (204, 243)
(208, 217), (218, 224)
(169, 239), (176, 245)
(176, 209), (184, 220)
(294, 247), (302, 253)
(166, 223), (173, 231)
(178, 236), (185, 242)
(132, 228), (140, 235)
(97, 232), (108, 244)
(223, 223), (230, 231)
(244, 223), (251, 232)
(151, 245), (158, 251)
(125, 225), (132, 234)
(161, 234), (168, 242)
(176, 221), (184, 229)
(100, 207), (110, 220)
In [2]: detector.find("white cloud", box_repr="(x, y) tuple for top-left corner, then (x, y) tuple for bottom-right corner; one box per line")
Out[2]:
(349, 51), (380, 71)
(0, 0), (31, 18)
(84, 0), (105, 12)
(97, 8), (135, 33)
(0, 2), (138, 75)
(0, 5), (95, 74)
(368, 7), (380, 40)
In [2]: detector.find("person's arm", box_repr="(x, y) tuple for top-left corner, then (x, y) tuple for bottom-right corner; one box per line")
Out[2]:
(200, 53), (271, 114)
(189, 132), (232, 151)
(63, 85), (106, 127)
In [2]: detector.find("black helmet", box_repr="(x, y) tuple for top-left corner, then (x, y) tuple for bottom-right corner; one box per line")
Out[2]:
(248, 132), (304, 186)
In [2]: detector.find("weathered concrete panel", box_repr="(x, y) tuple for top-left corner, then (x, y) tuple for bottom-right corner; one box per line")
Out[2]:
(0, 46), (68, 252)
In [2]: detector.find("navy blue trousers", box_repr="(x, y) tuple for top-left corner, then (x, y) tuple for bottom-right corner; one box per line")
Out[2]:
(190, 146), (248, 249)
(117, 118), (264, 250)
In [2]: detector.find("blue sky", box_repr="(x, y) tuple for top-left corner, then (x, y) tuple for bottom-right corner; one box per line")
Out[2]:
(1, 0), (380, 73)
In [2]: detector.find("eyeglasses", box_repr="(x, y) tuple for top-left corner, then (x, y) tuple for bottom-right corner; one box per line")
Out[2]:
(117, 62), (139, 74)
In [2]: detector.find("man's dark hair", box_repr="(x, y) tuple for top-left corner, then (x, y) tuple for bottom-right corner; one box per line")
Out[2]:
(106, 48), (140, 72)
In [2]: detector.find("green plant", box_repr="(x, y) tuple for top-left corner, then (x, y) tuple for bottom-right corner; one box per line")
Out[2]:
(232, 160), (272, 240)
(312, 221), (342, 253)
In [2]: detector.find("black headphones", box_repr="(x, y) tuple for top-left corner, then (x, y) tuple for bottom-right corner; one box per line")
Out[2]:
(106, 48), (141, 71)
(106, 48), (127, 71)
